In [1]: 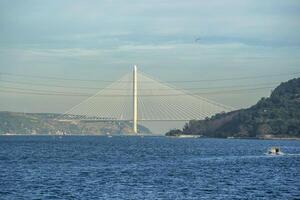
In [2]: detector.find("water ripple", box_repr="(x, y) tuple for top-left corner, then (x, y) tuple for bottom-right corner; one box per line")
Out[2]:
(0, 136), (299, 199)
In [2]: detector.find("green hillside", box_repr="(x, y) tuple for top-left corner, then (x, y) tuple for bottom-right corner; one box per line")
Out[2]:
(0, 112), (151, 135)
(166, 78), (300, 138)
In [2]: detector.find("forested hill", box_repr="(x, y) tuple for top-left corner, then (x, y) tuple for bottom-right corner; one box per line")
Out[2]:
(0, 112), (151, 135)
(166, 78), (300, 138)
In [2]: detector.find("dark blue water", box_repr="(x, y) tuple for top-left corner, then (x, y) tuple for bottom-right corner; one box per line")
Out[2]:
(0, 136), (299, 200)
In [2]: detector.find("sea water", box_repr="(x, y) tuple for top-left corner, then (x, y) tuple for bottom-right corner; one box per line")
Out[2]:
(0, 136), (299, 199)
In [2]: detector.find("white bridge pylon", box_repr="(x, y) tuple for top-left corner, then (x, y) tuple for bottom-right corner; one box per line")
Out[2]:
(60, 66), (233, 133)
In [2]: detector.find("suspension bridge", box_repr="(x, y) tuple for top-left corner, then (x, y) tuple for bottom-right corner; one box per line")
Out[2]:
(58, 66), (233, 133)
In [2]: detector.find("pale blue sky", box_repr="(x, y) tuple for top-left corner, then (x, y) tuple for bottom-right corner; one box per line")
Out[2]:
(0, 0), (300, 114)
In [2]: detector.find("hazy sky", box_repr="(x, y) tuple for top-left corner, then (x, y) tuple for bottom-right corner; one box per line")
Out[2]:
(1, 0), (300, 117)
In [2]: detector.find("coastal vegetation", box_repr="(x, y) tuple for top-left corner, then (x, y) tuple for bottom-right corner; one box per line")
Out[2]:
(0, 112), (151, 135)
(166, 78), (300, 138)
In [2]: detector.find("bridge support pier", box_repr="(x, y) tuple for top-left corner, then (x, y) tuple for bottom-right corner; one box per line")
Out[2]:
(133, 65), (138, 133)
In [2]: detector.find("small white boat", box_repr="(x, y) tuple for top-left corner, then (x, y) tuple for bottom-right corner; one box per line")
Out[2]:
(106, 132), (112, 138)
(267, 147), (283, 155)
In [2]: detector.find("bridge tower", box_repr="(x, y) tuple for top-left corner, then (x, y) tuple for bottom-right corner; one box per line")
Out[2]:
(133, 65), (138, 133)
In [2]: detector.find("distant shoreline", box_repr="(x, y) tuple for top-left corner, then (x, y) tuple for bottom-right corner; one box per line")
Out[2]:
(1, 134), (300, 140)
(0, 133), (158, 137)
(165, 135), (300, 140)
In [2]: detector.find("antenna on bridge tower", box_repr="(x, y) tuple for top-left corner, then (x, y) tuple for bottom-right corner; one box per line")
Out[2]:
(133, 65), (138, 133)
